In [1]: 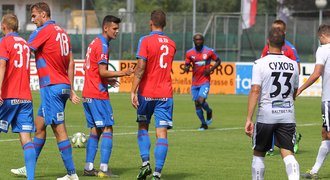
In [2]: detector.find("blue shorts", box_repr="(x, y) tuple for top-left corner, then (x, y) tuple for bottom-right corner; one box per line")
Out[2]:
(38, 84), (70, 126)
(0, 99), (35, 133)
(83, 98), (114, 128)
(136, 95), (173, 129)
(191, 82), (210, 101)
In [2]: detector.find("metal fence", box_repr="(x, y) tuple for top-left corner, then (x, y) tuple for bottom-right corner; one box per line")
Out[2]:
(20, 11), (329, 62)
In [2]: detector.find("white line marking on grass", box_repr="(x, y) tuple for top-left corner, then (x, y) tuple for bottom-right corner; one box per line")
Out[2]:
(0, 123), (319, 143)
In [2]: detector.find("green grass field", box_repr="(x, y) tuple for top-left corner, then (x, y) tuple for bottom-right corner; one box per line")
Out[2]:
(0, 92), (329, 179)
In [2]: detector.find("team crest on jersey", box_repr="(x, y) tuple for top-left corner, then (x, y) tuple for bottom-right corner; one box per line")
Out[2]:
(203, 54), (207, 59)
(195, 60), (206, 66)
(100, 54), (108, 60)
(191, 56), (196, 60)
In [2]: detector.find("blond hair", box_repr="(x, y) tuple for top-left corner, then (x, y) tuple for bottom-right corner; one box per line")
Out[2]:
(2, 14), (18, 32)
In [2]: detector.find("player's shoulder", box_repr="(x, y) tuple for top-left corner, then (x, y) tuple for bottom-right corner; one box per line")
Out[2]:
(284, 40), (296, 49)
(186, 47), (195, 54)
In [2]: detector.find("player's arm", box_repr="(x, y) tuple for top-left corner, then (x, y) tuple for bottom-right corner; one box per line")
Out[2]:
(183, 54), (191, 73)
(0, 59), (6, 105)
(245, 84), (260, 137)
(296, 64), (323, 97)
(204, 57), (221, 76)
(98, 63), (134, 78)
(130, 58), (146, 109)
(68, 52), (80, 104)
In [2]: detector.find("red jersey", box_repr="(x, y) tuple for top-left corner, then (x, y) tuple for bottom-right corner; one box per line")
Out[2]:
(261, 40), (300, 62)
(28, 20), (71, 88)
(185, 46), (219, 86)
(82, 35), (110, 99)
(136, 31), (176, 98)
(0, 32), (32, 100)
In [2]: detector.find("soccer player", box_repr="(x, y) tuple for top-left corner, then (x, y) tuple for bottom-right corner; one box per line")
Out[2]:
(82, 15), (134, 178)
(261, 20), (302, 155)
(131, 10), (176, 180)
(184, 33), (221, 131)
(245, 28), (300, 180)
(299, 24), (330, 179)
(10, 2), (80, 180)
(0, 14), (36, 180)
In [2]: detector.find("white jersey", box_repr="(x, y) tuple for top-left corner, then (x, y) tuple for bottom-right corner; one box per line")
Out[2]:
(252, 54), (299, 124)
(316, 43), (330, 101)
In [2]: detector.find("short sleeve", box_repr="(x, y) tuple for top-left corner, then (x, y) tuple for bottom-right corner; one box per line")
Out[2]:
(0, 38), (9, 61)
(251, 61), (262, 85)
(136, 36), (148, 60)
(28, 28), (51, 51)
(209, 49), (219, 60)
(315, 47), (326, 65)
(185, 51), (191, 64)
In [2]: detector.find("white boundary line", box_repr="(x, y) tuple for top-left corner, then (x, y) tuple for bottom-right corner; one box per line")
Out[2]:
(0, 123), (319, 143)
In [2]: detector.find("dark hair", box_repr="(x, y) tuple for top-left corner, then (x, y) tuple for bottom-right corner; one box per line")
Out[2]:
(268, 28), (285, 49)
(193, 33), (204, 40)
(151, 10), (166, 28)
(102, 15), (121, 28)
(272, 19), (286, 32)
(31, 2), (51, 17)
(2, 14), (18, 32)
(318, 24), (330, 37)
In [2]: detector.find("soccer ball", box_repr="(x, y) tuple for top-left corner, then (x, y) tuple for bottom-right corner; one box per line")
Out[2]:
(71, 132), (87, 148)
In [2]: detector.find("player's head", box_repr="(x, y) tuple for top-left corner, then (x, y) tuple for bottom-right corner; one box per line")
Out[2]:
(268, 28), (285, 49)
(193, 33), (204, 51)
(272, 20), (286, 33)
(150, 10), (166, 30)
(30, 2), (51, 28)
(102, 15), (121, 40)
(318, 24), (330, 45)
(1, 14), (18, 35)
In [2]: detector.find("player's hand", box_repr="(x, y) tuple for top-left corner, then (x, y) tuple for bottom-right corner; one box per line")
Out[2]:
(125, 65), (135, 76)
(70, 90), (80, 104)
(108, 78), (120, 88)
(203, 68), (211, 76)
(245, 119), (254, 137)
(131, 92), (139, 109)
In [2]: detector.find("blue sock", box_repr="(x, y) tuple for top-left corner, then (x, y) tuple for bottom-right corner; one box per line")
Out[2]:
(86, 134), (99, 164)
(100, 132), (113, 164)
(58, 139), (75, 175)
(33, 137), (45, 160)
(196, 108), (206, 124)
(154, 138), (168, 173)
(23, 142), (36, 180)
(202, 102), (211, 112)
(137, 130), (151, 162)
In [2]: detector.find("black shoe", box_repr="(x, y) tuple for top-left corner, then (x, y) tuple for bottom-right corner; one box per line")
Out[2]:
(83, 168), (98, 176)
(137, 163), (152, 180)
(198, 124), (208, 131)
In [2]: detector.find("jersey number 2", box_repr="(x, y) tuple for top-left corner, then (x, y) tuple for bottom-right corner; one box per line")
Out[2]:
(159, 45), (169, 68)
(270, 72), (293, 98)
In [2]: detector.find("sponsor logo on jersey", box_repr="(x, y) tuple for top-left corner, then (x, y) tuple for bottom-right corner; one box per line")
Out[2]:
(272, 100), (291, 108)
(195, 60), (206, 66)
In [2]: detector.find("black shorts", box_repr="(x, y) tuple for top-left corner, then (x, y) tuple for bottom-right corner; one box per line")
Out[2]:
(321, 101), (330, 131)
(252, 122), (296, 152)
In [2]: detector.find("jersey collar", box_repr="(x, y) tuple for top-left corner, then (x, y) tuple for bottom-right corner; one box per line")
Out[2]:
(5, 32), (19, 37)
(150, 31), (164, 35)
(98, 34), (109, 44)
(43, 20), (56, 26)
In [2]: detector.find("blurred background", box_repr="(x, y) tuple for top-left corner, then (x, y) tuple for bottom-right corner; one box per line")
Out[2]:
(1, 0), (328, 62)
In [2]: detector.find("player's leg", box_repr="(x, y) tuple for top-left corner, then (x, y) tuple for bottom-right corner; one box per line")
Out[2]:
(82, 99), (100, 176)
(191, 85), (207, 129)
(19, 132), (36, 180)
(152, 98), (173, 179)
(252, 122), (275, 180)
(276, 123), (299, 180)
(47, 84), (78, 180)
(98, 126), (114, 177)
(136, 95), (153, 180)
(200, 83), (212, 124)
(302, 101), (330, 178)
(84, 127), (101, 176)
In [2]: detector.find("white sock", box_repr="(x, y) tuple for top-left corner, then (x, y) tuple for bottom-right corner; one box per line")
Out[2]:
(252, 155), (265, 180)
(311, 140), (330, 174)
(142, 161), (150, 166)
(153, 171), (161, 177)
(283, 155), (300, 180)
(100, 163), (108, 172)
(84, 162), (94, 171)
